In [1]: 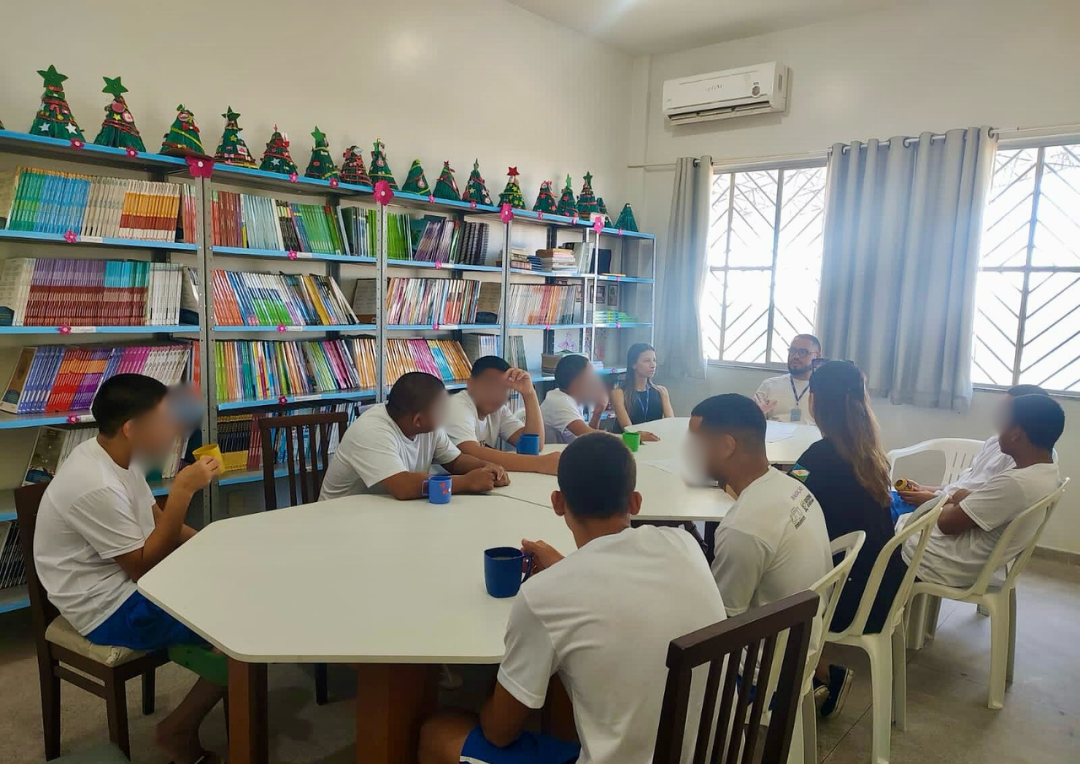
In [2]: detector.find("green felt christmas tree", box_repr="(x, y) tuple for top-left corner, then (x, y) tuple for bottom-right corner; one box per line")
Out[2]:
(92, 76), (145, 152)
(433, 161), (460, 200)
(30, 65), (84, 141)
(497, 167), (526, 209)
(614, 203), (639, 233)
(597, 197), (612, 227)
(340, 146), (371, 185)
(402, 159), (429, 194)
(576, 171), (599, 220)
(461, 159), (492, 206)
(214, 106), (256, 168)
(259, 125), (297, 175)
(369, 138), (398, 189)
(160, 105), (204, 155)
(533, 180), (557, 213)
(556, 175), (577, 217)
(304, 126), (339, 180)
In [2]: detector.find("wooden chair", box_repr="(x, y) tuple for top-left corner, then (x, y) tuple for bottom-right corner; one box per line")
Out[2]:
(257, 410), (349, 706)
(15, 483), (169, 761)
(653, 590), (820, 764)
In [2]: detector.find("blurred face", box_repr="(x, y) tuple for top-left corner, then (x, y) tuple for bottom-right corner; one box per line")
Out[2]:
(124, 400), (181, 465)
(467, 369), (511, 416)
(570, 365), (605, 403)
(787, 337), (820, 376)
(633, 350), (658, 381)
(993, 395), (1016, 436)
(688, 416), (738, 487)
(413, 390), (450, 434)
(996, 399), (1026, 459)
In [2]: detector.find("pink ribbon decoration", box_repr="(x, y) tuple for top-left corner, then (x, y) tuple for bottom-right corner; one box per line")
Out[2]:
(58, 325), (72, 334)
(287, 250), (298, 260)
(428, 194), (436, 204)
(434, 261), (443, 269)
(618, 229), (624, 236)
(70, 138), (84, 149)
(288, 172), (299, 183)
(537, 211), (545, 220)
(469, 201), (477, 209)
(592, 216), (604, 233)
(329, 177), (340, 188)
(374, 180), (395, 206)
(277, 324), (287, 332)
(278, 396), (288, 405)
(63, 230), (78, 244)
(500, 203), (515, 223)
(66, 415), (79, 424)
(433, 323), (441, 330)
(185, 157), (214, 178)
(571, 213), (580, 224)
(125, 147), (138, 158)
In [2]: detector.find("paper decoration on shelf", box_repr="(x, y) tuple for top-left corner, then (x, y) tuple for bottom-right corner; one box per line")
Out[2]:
(497, 166), (526, 209)
(402, 159), (429, 194)
(0, 117), (5, 129)
(369, 138), (398, 189)
(340, 145), (371, 185)
(374, 179), (395, 206)
(614, 203), (639, 233)
(461, 158), (492, 206)
(304, 126), (339, 181)
(533, 180), (557, 213)
(259, 125), (298, 175)
(92, 76), (145, 152)
(500, 203), (515, 223)
(433, 161), (460, 200)
(597, 196), (612, 227)
(30, 65), (85, 141)
(577, 171), (599, 220)
(214, 106), (256, 168)
(160, 104), (205, 156)
(556, 175), (577, 217)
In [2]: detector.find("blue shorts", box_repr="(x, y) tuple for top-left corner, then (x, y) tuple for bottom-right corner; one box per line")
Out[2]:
(890, 490), (915, 524)
(460, 727), (579, 764)
(86, 590), (206, 651)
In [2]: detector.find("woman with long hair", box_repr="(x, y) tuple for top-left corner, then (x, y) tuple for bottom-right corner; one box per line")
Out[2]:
(611, 343), (673, 441)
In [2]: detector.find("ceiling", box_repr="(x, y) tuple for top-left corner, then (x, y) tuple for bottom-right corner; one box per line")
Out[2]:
(505, 0), (921, 54)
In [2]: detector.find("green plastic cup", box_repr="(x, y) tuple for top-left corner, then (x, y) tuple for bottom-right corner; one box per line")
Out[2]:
(622, 431), (641, 452)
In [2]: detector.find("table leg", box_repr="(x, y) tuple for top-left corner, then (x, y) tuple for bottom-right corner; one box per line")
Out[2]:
(541, 675), (577, 743)
(355, 663), (437, 764)
(228, 658), (268, 764)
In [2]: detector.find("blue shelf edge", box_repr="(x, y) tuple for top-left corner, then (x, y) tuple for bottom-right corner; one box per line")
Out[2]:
(0, 589), (30, 615)
(507, 323), (589, 330)
(385, 323), (499, 332)
(386, 259), (502, 273)
(213, 324), (377, 333)
(211, 163), (374, 196)
(594, 322), (653, 329)
(0, 229), (198, 251)
(388, 190), (500, 215)
(0, 130), (186, 170)
(0, 411), (95, 430)
(596, 274), (653, 284)
(213, 246), (374, 264)
(217, 389), (378, 410)
(0, 325), (199, 335)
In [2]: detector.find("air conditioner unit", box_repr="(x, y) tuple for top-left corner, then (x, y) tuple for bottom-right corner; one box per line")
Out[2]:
(662, 63), (789, 125)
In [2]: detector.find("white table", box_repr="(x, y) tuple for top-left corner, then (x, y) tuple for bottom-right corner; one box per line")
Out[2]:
(626, 416), (822, 467)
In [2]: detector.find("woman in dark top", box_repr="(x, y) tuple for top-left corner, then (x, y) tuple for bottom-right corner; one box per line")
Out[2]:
(611, 343), (673, 441)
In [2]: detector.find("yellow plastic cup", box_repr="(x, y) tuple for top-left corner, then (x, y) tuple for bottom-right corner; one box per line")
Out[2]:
(192, 444), (224, 473)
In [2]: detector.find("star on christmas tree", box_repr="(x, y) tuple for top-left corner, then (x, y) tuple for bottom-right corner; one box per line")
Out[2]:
(259, 125), (297, 175)
(93, 75), (145, 152)
(402, 159), (430, 194)
(214, 106), (256, 168)
(556, 175), (577, 217)
(461, 159), (492, 206)
(30, 65), (84, 141)
(532, 180), (557, 214)
(369, 138), (398, 189)
(433, 161), (460, 201)
(340, 146), (371, 186)
(577, 171), (599, 220)
(497, 166), (526, 209)
(304, 126), (339, 181)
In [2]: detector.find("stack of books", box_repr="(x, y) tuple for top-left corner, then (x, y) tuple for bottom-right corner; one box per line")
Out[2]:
(215, 339), (373, 403)
(0, 167), (187, 242)
(385, 212), (411, 261)
(22, 426), (187, 483)
(385, 338), (473, 384)
(340, 207), (374, 258)
(211, 270), (357, 327)
(594, 309), (638, 324)
(535, 248), (577, 273)
(502, 247), (531, 271)
(506, 334), (528, 370)
(0, 258), (199, 326)
(504, 283), (583, 325)
(352, 278), (489, 326)
(0, 522), (27, 594)
(1, 342), (194, 415)
(461, 334), (500, 364)
(409, 216), (457, 264)
(210, 191), (349, 255)
(454, 221), (491, 266)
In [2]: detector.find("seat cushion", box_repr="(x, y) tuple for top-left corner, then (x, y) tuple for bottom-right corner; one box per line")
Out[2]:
(45, 616), (148, 667)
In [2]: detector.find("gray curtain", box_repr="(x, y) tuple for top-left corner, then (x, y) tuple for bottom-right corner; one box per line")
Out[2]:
(657, 156), (712, 380)
(817, 127), (997, 411)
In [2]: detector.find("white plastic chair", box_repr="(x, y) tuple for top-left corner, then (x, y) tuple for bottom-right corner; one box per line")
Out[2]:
(906, 478), (1068, 710)
(825, 497), (947, 764)
(887, 437), (985, 486)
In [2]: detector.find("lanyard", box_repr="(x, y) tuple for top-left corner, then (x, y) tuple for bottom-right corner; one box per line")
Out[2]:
(789, 376), (808, 406)
(637, 387), (651, 419)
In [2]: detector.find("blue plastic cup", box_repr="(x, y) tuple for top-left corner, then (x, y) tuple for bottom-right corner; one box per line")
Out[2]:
(422, 474), (452, 504)
(516, 433), (541, 455)
(484, 547), (533, 598)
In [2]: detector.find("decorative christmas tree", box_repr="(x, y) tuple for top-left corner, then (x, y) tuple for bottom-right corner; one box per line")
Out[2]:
(304, 126), (339, 181)
(461, 159), (492, 206)
(0, 117), (4, 130)
(340, 146), (371, 185)
(556, 175), (577, 217)
(533, 180), (557, 213)
(214, 106), (256, 168)
(402, 159), (429, 194)
(576, 171), (599, 220)
(160, 105), (204, 155)
(433, 161), (460, 200)
(497, 167), (526, 209)
(597, 197), (613, 227)
(92, 76), (145, 151)
(30, 65), (84, 141)
(615, 203), (639, 232)
(369, 138), (398, 189)
(259, 125), (297, 175)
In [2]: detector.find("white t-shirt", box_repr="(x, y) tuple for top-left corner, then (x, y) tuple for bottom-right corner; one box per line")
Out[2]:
(903, 463), (1060, 588)
(499, 526), (725, 764)
(753, 374), (814, 424)
(318, 404), (460, 500)
(943, 435), (1014, 494)
(444, 390), (524, 448)
(540, 388), (584, 444)
(33, 438), (157, 635)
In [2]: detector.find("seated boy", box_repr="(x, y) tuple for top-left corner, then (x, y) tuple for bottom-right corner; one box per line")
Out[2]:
(33, 374), (224, 764)
(539, 355), (608, 444)
(445, 355), (560, 475)
(319, 371), (510, 500)
(419, 433), (726, 764)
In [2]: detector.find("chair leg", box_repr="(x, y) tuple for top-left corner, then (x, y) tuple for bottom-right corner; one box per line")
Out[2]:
(104, 673), (131, 759)
(38, 655), (61, 760)
(924, 596), (942, 643)
(315, 663), (329, 706)
(141, 668), (156, 716)
(867, 635), (893, 764)
(891, 625), (907, 731)
(801, 690), (817, 764)
(986, 594), (1009, 710)
(1006, 588), (1017, 684)
(907, 594), (928, 650)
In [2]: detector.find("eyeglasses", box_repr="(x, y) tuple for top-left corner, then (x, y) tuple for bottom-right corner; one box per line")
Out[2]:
(788, 348), (815, 358)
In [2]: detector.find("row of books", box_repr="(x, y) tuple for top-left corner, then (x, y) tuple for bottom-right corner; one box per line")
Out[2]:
(352, 278), (499, 326)
(0, 522), (27, 592)
(1, 167), (187, 242)
(405, 217), (493, 266)
(340, 208), (375, 259)
(385, 338), (473, 385)
(461, 334), (500, 364)
(1, 342), (193, 415)
(22, 426), (188, 484)
(532, 248), (578, 273)
(504, 283), (584, 325)
(0, 258), (199, 327)
(594, 309), (639, 324)
(211, 270), (357, 327)
(210, 191), (349, 255)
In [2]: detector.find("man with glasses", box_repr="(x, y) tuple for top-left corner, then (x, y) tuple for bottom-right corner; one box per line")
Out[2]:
(753, 334), (821, 424)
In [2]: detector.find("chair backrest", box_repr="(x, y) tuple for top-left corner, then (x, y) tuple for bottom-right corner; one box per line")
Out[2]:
(13, 483), (58, 640)
(653, 591), (820, 764)
(887, 438), (985, 485)
(258, 411), (348, 510)
(829, 496), (947, 640)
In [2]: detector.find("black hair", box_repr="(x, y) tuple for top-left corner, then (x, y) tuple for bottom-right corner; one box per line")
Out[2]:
(554, 354), (590, 392)
(91, 373), (169, 437)
(1010, 394), (1065, 451)
(1007, 384), (1049, 398)
(691, 394), (767, 450)
(557, 433), (636, 518)
(471, 355), (510, 378)
(620, 342), (656, 395)
(792, 333), (822, 352)
(386, 372), (446, 418)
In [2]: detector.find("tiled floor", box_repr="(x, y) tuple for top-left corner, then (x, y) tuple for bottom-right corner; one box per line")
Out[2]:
(0, 557), (1076, 763)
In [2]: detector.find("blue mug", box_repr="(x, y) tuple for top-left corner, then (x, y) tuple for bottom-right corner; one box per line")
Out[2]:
(422, 474), (452, 504)
(484, 547), (533, 598)
(516, 433), (540, 455)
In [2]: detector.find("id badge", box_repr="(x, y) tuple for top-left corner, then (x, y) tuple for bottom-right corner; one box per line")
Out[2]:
(790, 407), (802, 422)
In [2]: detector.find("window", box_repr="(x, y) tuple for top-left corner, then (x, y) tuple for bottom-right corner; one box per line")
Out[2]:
(703, 164), (828, 364)
(973, 144), (1080, 393)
